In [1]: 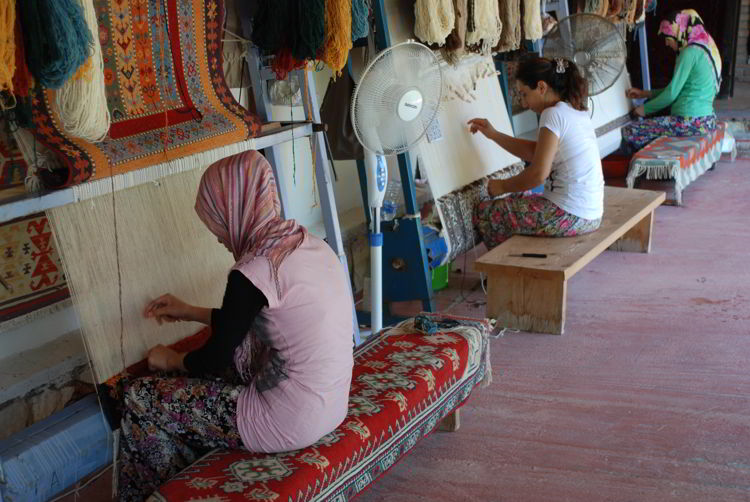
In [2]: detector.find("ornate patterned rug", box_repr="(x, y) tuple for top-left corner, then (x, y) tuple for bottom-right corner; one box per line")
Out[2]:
(0, 213), (70, 329)
(151, 314), (491, 502)
(29, 0), (261, 188)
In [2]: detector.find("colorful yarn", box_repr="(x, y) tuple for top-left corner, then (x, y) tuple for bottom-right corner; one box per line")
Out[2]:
(320, 0), (352, 76)
(271, 47), (306, 81)
(19, 0), (93, 89)
(0, 0), (15, 107)
(352, 0), (369, 41)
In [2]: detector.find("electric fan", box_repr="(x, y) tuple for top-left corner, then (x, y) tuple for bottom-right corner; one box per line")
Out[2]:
(350, 40), (442, 334)
(542, 13), (627, 96)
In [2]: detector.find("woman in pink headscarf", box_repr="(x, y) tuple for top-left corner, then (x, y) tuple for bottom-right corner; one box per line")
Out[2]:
(116, 151), (354, 502)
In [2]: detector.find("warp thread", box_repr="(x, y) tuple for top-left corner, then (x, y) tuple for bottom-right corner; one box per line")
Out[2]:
(55, 0), (110, 142)
(19, 0), (93, 89)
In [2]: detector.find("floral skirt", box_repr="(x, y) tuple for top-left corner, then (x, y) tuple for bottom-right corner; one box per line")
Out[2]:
(473, 193), (601, 250)
(117, 375), (245, 502)
(621, 114), (717, 153)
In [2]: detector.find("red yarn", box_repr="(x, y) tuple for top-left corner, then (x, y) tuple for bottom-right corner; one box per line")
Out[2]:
(271, 47), (305, 81)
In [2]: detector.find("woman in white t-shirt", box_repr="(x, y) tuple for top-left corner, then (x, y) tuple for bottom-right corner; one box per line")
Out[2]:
(469, 57), (603, 249)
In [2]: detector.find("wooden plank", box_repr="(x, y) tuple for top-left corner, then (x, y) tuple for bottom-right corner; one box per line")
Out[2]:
(476, 187), (665, 280)
(439, 409), (461, 432)
(609, 210), (654, 253)
(486, 269), (567, 335)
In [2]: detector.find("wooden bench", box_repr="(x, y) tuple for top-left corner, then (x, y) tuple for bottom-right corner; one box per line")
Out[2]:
(475, 187), (665, 335)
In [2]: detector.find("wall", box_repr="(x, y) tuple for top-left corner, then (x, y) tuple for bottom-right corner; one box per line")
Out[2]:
(733, 0), (750, 83)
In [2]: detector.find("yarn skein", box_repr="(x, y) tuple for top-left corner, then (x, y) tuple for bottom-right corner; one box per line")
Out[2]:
(465, 0), (502, 51)
(20, 0), (93, 89)
(352, 0), (369, 41)
(0, 0), (16, 107)
(55, 0), (110, 142)
(320, 0), (352, 76)
(415, 0), (455, 46)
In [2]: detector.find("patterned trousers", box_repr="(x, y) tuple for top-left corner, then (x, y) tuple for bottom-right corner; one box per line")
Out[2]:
(621, 114), (717, 153)
(473, 193), (601, 250)
(117, 375), (245, 502)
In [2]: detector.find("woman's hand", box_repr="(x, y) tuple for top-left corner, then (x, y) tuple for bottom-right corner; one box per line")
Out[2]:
(147, 344), (186, 372)
(144, 294), (193, 325)
(468, 118), (497, 139)
(632, 105), (646, 118)
(626, 88), (649, 99)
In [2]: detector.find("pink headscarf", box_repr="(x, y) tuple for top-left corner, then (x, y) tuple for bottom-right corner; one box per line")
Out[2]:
(195, 150), (306, 297)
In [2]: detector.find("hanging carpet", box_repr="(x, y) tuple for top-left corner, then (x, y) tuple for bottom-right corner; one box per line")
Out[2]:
(27, 0), (261, 189)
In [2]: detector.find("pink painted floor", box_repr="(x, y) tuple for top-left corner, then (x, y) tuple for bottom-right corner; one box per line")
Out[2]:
(355, 154), (750, 502)
(58, 154), (750, 501)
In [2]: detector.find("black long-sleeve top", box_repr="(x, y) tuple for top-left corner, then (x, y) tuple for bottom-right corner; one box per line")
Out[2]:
(183, 270), (268, 375)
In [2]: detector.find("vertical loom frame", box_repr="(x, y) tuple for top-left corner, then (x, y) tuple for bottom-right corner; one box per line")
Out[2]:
(354, 0), (436, 329)
(239, 19), (361, 345)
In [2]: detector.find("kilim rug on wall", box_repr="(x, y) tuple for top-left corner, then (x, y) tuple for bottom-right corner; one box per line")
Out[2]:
(29, 0), (261, 188)
(0, 213), (70, 330)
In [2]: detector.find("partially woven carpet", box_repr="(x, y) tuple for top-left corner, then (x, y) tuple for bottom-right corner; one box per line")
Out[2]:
(28, 0), (261, 188)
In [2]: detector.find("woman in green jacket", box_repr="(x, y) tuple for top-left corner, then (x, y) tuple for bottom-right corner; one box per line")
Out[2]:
(622, 9), (722, 152)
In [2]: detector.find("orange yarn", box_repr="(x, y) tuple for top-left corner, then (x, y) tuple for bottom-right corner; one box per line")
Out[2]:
(0, 0), (16, 107)
(320, 0), (352, 76)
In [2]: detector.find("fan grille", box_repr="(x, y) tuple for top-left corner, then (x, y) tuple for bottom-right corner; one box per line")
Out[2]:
(543, 13), (626, 96)
(351, 41), (442, 156)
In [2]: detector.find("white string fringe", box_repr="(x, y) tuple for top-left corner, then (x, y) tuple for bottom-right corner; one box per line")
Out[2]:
(414, 0), (455, 46)
(55, 0), (111, 143)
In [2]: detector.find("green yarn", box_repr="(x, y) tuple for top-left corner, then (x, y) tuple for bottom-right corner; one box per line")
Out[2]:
(293, 0), (324, 61)
(352, 0), (370, 42)
(252, 0), (325, 61)
(19, 0), (93, 89)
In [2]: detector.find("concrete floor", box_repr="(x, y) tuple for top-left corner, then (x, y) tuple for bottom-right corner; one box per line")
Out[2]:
(54, 93), (750, 501)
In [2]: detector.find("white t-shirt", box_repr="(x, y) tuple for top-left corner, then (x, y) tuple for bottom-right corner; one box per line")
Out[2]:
(538, 101), (604, 220)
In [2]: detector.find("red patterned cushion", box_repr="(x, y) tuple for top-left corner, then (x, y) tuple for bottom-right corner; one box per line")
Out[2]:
(150, 315), (490, 502)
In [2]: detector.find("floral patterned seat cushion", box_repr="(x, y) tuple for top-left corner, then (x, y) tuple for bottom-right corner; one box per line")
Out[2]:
(150, 314), (490, 502)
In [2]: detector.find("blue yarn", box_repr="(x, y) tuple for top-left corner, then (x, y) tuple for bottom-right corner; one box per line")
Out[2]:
(20, 0), (93, 89)
(352, 0), (370, 42)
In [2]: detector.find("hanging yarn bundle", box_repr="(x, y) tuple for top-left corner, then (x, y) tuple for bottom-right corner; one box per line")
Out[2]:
(441, 0), (467, 64)
(522, 0), (543, 41)
(292, 0), (325, 61)
(320, 0), (353, 76)
(19, 0), (93, 90)
(465, 0), (502, 52)
(414, 0), (455, 46)
(0, 0), (16, 109)
(55, 0), (110, 142)
(351, 0), (369, 42)
(252, 0), (325, 80)
(495, 0), (521, 53)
